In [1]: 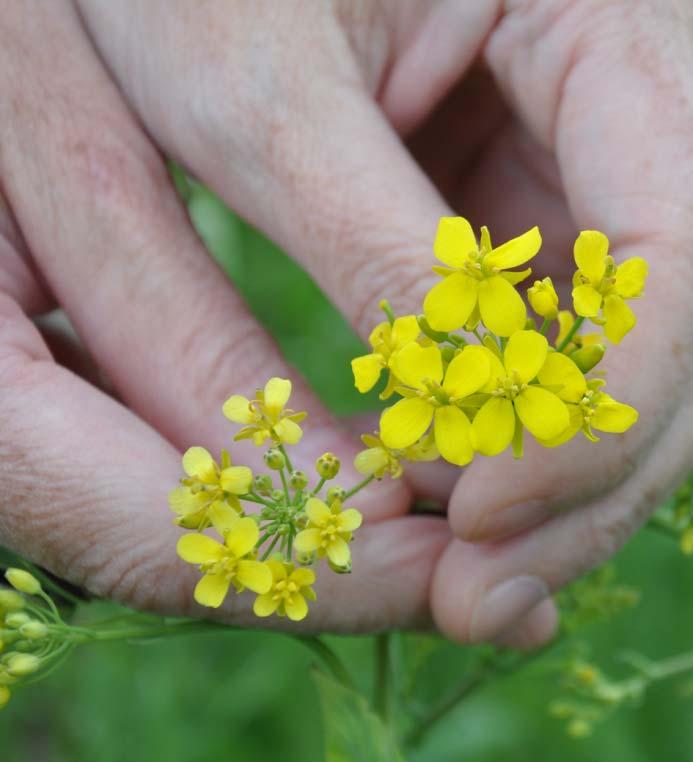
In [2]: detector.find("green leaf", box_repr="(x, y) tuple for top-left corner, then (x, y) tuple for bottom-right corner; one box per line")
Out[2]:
(312, 668), (405, 762)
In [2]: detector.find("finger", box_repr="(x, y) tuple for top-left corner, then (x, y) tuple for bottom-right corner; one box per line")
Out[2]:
(0, 1), (409, 519)
(493, 598), (558, 651)
(432, 405), (693, 643)
(0, 293), (450, 629)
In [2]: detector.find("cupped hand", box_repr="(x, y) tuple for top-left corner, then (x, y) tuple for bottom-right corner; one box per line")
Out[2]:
(0, 0), (690, 646)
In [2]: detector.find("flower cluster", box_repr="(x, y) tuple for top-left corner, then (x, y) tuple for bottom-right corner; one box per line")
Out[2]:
(351, 217), (646, 467)
(172, 378), (364, 621)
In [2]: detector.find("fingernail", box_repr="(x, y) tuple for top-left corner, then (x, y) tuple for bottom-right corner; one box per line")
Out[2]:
(470, 575), (548, 642)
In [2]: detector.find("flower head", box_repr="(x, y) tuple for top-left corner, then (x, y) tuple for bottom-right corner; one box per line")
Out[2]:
(528, 276), (559, 320)
(223, 377), (306, 446)
(379, 342), (491, 466)
(293, 497), (362, 570)
(423, 217), (541, 336)
(571, 231), (648, 343)
(354, 431), (438, 479)
(253, 561), (316, 621)
(351, 315), (420, 398)
(177, 517), (272, 608)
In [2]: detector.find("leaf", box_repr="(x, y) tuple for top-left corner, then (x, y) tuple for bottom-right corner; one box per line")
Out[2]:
(312, 668), (405, 762)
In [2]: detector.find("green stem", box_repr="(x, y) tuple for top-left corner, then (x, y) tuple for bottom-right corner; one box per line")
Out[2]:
(279, 467), (291, 501)
(374, 633), (393, 725)
(651, 650), (693, 681)
(344, 475), (375, 500)
(277, 444), (294, 473)
(539, 318), (552, 336)
(71, 620), (226, 644)
(294, 636), (354, 689)
(242, 493), (275, 508)
(556, 316), (584, 352)
(311, 477), (327, 496)
(260, 533), (281, 561)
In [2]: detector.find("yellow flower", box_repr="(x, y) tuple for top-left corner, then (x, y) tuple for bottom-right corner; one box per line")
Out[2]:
(379, 342), (491, 466)
(423, 217), (541, 336)
(169, 447), (251, 532)
(223, 377), (306, 446)
(293, 498), (363, 569)
(471, 331), (575, 455)
(177, 517), (272, 608)
(253, 561), (316, 621)
(538, 379), (638, 447)
(351, 315), (419, 398)
(528, 276), (559, 320)
(354, 431), (438, 479)
(571, 231), (648, 343)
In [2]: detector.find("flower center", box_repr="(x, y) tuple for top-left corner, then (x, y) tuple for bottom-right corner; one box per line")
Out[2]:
(319, 516), (341, 546)
(491, 371), (527, 401)
(201, 552), (237, 578)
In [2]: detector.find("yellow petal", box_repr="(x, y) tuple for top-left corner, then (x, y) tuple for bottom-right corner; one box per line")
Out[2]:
(392, 343), (443, 389)
(471, 397), (515, 456)
(574, 230), (608, 283)
(194, 574), (231, 608)
(501, 267), (533, 286)
(478, 276), (527, 336)
(182, 447), (217, 484)
(615, 257), (648, 298)
(305, 497), (331, 525)
(224, 517), (259, 558)
(503, 330), (548, 384)
(592, 400), (638, 433)
(326, 537), (351, 567)
(290, 567), (316, 587)
(253, 592), (280, 617)
(222, 395), (253, 424)
(284, 594), (309, 622)
(537, 351), (587, 403)
(434, 216), (478, 267)
(603, 294), (636, 343)
(556, 311), (575, 348)
(368, 321), (391, 352)
(354, 447), (389, 476)
(220, 466), (253, 495)
(177, 533), (224, 564)
(390, 315), (420, 348)
(264, 377), (292, 416)
(236, 560), (272, 594)
(443, 345), (491, 398)
(423, 272), (479, 332)
(433, 406), (474, 466)
(486, 226), (542, 270)
(351, 353), (385, 393)
(515, 387), (570, 440)
(537, 404), (583, 448)
(168, 487), (205, 516)
(480, 347), (507, 393)
(208, 501), (241, 535)
(572, 284), (603, 317)
(273, 417), (303, 445)
(294, 528), (322, 554)
(339, 508), (363, 532)
(380, 397), (434, 450)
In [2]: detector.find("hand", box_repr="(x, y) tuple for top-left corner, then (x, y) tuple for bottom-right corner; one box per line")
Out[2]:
(1, 0), (690, 647)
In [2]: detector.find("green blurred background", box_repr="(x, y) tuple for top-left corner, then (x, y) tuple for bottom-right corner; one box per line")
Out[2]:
(2, 182), (691, 762)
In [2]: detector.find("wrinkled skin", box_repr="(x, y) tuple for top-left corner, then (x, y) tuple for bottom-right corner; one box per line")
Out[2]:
(0, 0), (691, 649)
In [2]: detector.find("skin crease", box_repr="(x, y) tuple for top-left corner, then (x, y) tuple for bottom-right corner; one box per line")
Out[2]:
(0, 0), (691, 648)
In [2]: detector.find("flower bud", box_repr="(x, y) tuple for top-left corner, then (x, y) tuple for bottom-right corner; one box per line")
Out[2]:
(253, 474), (273, 496)
(326, 486), (346, 503)
(528, 277), (559, 320)
(5, 569), (42, 596)
(289, 470), (309, 490)
(6, 653), (41, 677)
(316, 453), (340, 480)
(264, 448), (286, 470)
(328, 558), (352, 575)
(19, 621), (48, 640)
(567, 718), (592, 738)
(0, 590), (25, 612)
(569, 343), (605, 373)
(294, 550), (316, 566)
(5, 613), (30, 630)
(271, 489), (285, 503)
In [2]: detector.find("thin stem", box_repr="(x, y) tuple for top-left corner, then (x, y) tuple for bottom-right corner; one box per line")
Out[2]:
(277, 444), (294, 473)
(472, 327), (484, 344)
(651, 650), (693, 681)
(373, 633), (392, 725)
(344, 475), (375, 500)
(294, 635), (354, 689)
(242, 493), (275, 508)
(539, 318), (552, 336)
(556, 316), (584, 352)
(69, 619), (227, 644)
(311, 477), (326, 497)
(260, 533), (281, 560)
(279, 467), (291, 501)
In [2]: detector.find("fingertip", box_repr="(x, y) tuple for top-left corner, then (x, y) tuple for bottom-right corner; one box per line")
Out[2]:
(493, 597), (559, 651)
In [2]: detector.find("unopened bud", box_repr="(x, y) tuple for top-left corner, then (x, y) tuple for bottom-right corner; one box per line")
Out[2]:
(20, 621), (49, 640)
(289, 470), (309, 490)
(4, 613), (30, 630)
(528, 277), (559, 320)
(328, 558), (352, 575)
(253, 474), (273, 496)
(0, 590), (25, 612)
(264, 448), (286, 470)
(570, 343), (605, 373)
(567, 718), (592, 738)
(326, 486), (346, 503)
(6, 653), (41, 677)
(316, 453), (340, 480)
(5, 569), (41, 596)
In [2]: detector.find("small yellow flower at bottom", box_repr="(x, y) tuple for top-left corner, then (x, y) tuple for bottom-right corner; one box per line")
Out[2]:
(293, 498), (362, 569)
(253, 561), (316, 621)
(177, 517), (272, 608)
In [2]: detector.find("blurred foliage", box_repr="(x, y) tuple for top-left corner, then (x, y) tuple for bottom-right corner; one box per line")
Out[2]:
(2, 179), (693, 761)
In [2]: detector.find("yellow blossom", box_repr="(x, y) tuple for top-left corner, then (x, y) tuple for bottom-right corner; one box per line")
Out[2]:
(354, 432), (438, 479)
(471, 331), (576, 456)
(169, 447), (250, 532)
(177, 517), (272, 608)
(293, 498), (362, 570)
(223, 377), (306, 446)
(380, 342), (491, 466)
(253, 561), (316, 621)
(528, 276), (559, 320)
(571, 231), (648, 343)
(351, 315), (419, 398)
(423, 217), (541, 336)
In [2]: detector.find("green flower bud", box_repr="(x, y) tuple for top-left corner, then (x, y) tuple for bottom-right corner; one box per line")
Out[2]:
(271, 489), (285, 503)
(6, 653), (41, 677)
(289, 470), (309, 490)
(0, 590), (25, 612)
(567, 718), (592, 738)
(253, 474), (273, 496)
(19, 621), (48, 640)
(316, 453), (340, 480)
(4, 613), (30, 630)
(294, 550), (316, 566)
(5, 569), (41, 596)
(569, 343), (605, 373)
(328, 558), (352, 575)
(264, 448), (286, 470)
(326, 486), (346, 503)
